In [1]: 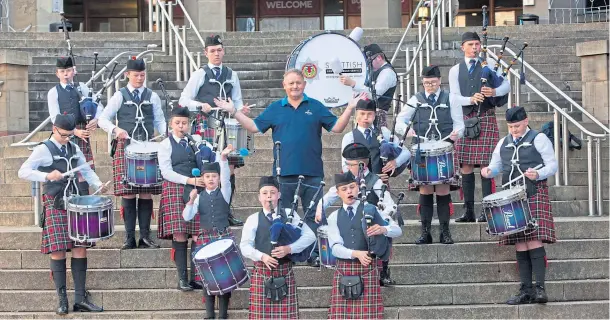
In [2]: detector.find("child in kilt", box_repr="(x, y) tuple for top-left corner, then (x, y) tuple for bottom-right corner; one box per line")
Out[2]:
(98, 58), (167, 250)
(48, 57), (103, 192)
(183, 145), (236, 319)
(326, 172), (402, 319)
(481, 106), (558, 305)
(18, 114), (107, 315)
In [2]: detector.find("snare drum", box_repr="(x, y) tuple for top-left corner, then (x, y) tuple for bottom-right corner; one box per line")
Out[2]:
(224, 118), (254, 157)
(286, 31), (369, 108)
(317, 226), (336, 269)
(482, 187), (534, 236)
(192, 238), (250, 295)
(410, 141), (456, 185)
(124, 142), (162, 187)
(67, 195), (115, 243)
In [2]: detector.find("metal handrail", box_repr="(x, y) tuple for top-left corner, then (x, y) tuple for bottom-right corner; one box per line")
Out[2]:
(390, 0), (425, 64)
(174, 0), (205, 48)
(404, 1), (447, 77)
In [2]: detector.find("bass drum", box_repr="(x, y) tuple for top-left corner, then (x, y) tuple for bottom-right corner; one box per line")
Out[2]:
(286, 31), (369, 108)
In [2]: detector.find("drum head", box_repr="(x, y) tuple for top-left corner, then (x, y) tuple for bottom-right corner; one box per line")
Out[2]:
(67, 195), (113, 209)
(224, 118), (239, 128)
(195, 239), (233, 259)
(483, 188), (524, 202)
(411, 140), (452, 153)
(286, 32), (368, 108)
(126, 141), (160, 154)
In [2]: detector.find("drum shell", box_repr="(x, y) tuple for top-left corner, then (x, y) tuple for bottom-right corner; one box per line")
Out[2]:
(483, 188), (532, 236)
(193, 239), (250, 295)
(125, 142), (162, 187)
(224, 119), (254, 157)
(67, 195), (115, 242)
(410, 142), (456, 185)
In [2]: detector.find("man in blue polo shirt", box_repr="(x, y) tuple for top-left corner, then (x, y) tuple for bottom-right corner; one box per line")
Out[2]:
(216, 68), (363, 266)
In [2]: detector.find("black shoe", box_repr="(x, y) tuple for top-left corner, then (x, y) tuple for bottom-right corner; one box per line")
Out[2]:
(477, 212), (487, 222)
(439, 225), (454, 244)
(189, 280), (203, 290)
(379, 271), (396, 287)
(533, 285), (548, 303)
(228, 213), (244, 226)
(455, 202), (475, 223)
(121, 237), (137, 250)
(178, 279), (194, 292)
(307, 256), (320, 268)
(73, 292), (103, 312)
(506, 286), (534, 305)
(138, 237), (160, 249)
(56, 287), (69, 315)
(415, 226), (432, 244)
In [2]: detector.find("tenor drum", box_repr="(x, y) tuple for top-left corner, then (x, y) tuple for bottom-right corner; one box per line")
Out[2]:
(224, 118), (254, 157)
(482, 187), (535, 236)
(317, 226), (336, 269)
(410, 140), (457, 185)
(191, 112), (220, 145)
(124, 142), (162, 187)
(192, 238), (250, 295)
(67, 195), (115, 243)
(286, 31), (369, 108)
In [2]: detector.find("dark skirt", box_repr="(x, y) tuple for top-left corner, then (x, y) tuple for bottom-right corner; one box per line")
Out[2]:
(157, 180), (200, 239)
(249, 261), (299, 319)
(328, 259), (384, 320)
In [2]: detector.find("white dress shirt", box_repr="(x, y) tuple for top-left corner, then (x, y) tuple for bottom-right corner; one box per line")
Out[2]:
(182, 157), (231, 221)
(448, 57), (510, 108)
(397, 88), (465, 139)
(486, 128), (558, 180)
(240, 207), (316, 262)
(18, 137), (102, 188)
(179, 63), (244, 111)
(97, 84), (167, 137)
(318, 169), (396, 219)
(47, 82), (104, 123)
(326, 200), (402, 260)
(340, 126), (410, 172)
(158, 133), (221, 185)
(352, 62), (397, 99)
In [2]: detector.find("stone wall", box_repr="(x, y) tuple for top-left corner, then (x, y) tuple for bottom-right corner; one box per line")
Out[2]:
(576, 40), (609, 124)
(0, 50), (31, 136)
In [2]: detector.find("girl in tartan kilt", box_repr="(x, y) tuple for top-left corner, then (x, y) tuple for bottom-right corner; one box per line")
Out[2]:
(18, 114), (107, 315)
(448, 31), (511, 223)
(326, 172), (402, 319)
(397, 65), (465, 245)
(158, 107), (212, 291)
(183, 145), (238, 319)
(482, 106), (558, 305)
(240, 176), (316, 320)
(98, 58), (167, 250)
(48, 57), (103, 191)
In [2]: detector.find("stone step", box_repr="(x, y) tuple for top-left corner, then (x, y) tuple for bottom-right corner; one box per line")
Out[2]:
(1, 239), (605, 270)
(0, 217), (606, 249)
(0, 278), (607, 312)
(1, 300), (608, 319)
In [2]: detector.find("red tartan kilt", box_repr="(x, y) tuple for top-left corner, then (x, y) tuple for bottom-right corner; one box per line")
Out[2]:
(328, 259), (384, 320)
(72, 123), (95, 171)
(112, 138), (162, 196)
(157, 181), (200, 239)
(193, 229), (235, 283)
(500, 181), (556, 245)
(40, 195), (94, 254)
(455, 109), (500, 166)
(249, 261), (298, 319)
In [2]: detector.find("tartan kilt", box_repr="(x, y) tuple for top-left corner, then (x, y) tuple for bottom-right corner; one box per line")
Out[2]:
(72, 123), (95, 171)
(249, 261), (298, 320)
(328, 259), (384, 320)
(40, 195), (93, 254)
(112, 138), (162, 196)
(157, 181), (200, 239)
(500, 181), (556, 245)
(193, 228), (235, 283)
(455, 109), (500, 166)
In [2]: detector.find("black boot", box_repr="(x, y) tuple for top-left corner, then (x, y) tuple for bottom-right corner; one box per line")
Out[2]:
(455, 173), (476, 222)
(533, 285), (548, 304)
(478, 176), (494, 222)
(172, 241), (193, 291)
(189, 240), (203, 290)
(137, 198), (159, 248)
(379, 260), (396, 286)
(51, 259), (68, 315)
(415, 194), (433, 244)
(436, 194), (454, 244)
(121, 198), (137, 249)
(530, 247), (548, 303)
(507, 251), (534, 305)
(218, 293), (231, 319)
(205, 293), (216, 319)
(72, 258), (103, 312)
(506, 284), (534, 305)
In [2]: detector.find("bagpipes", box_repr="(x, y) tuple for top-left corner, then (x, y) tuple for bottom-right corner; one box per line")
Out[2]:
(376, 95), (408, 177)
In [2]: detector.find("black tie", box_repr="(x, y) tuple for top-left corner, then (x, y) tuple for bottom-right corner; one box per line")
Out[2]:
(66, 84), (73, 91)
(213, 67), (221, 80)
(267, 213), (274, 221)
(364, 128), (372, 144)
(428, 93), (436, 105)
(132, 90), (141, 104)
(179, 139), (189, 151)
(469, 59), (477, 74)
(347, 206), (354, 220)
(514, 137), (522, 145)
(60, 145), (67, 157)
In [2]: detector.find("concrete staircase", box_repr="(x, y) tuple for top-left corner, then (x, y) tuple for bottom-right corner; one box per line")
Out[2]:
(0, 22), (608, 318)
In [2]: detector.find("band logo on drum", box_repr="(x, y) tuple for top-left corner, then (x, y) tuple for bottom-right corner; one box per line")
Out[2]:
(324, 61), (363, 75)
(301, 62), (318, 80)
(503, 209), (516, 229)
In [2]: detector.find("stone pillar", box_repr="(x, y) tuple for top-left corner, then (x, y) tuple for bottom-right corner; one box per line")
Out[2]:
(183, 0), (227, 32)
(361, 0), (402, 29)
(576, 40), (609, 124)
(0, 50), (31, 136)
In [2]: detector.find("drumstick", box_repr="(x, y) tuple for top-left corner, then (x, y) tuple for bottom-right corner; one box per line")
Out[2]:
(148, 134), (165, 141)
(501, 164), (544, 188)
(92, 181), (111, 196)
(126, 137), (143, 144)
(61, 161), (94, 178)
(210, 104), (256, 111)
